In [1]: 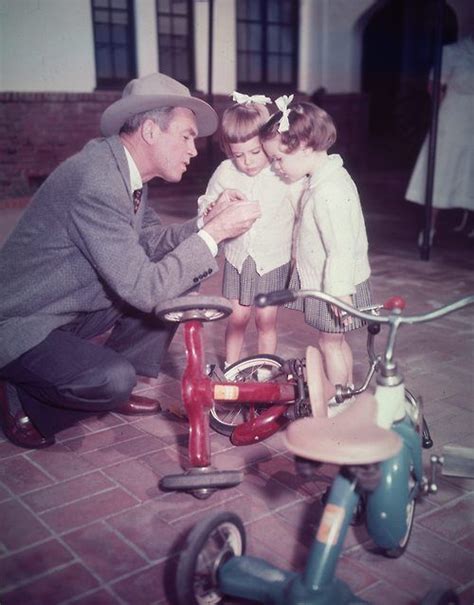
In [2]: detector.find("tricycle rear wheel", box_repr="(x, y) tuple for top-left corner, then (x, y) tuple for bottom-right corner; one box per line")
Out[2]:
(210, 354), (285, 436)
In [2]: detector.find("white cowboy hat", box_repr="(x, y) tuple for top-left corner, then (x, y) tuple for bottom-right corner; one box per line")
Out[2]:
(100, 72), (218, 137)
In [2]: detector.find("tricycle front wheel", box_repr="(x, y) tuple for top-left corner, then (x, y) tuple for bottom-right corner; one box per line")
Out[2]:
(176, 511), (246, 605)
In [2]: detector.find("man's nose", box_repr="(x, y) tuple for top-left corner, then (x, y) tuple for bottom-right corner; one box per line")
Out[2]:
(188, 140), (198, 157)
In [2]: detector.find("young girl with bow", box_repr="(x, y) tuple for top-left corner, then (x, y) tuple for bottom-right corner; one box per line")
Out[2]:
(260, 97), (372, 400)
(198, 92), (304, 366)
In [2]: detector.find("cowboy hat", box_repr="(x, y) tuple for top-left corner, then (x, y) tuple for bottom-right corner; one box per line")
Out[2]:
(100, 72), (218, 137)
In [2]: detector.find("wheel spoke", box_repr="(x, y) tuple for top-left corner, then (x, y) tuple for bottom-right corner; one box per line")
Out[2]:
(210, 355), (285, 436)
(216, 405), (245, 424)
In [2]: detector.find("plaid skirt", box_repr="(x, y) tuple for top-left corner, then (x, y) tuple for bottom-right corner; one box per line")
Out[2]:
(287, 271), (373, 333)
(223, 257), (291, 306)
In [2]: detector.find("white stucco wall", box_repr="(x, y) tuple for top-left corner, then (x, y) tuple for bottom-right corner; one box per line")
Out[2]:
(1, 0), (471, 96)
(308, 0), (375, 94)
(0, 0), (96, 92)
(194, 0), (237, 95)
(135, 0), (159, 76)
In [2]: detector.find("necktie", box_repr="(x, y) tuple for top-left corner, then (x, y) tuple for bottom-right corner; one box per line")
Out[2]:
(133, 188), (143, 214)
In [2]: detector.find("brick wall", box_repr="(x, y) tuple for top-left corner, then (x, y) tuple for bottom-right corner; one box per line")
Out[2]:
(0, 91), (120, 199)
(0, 90), (368, 201)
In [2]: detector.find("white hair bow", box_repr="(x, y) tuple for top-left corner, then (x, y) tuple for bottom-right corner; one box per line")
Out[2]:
(275, 94), (294, 133)
(231, 91), (272, 106)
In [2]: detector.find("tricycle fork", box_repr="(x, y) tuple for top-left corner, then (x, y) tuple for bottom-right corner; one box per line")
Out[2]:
(181, 320), (215, 467)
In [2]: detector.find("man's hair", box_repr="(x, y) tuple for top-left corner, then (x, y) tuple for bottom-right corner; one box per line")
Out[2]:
(259, 102), (337, 152)
(119, 106), (177, 134)
(219, 103), (270, 157)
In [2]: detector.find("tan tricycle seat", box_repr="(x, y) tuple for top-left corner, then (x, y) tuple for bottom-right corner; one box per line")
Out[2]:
(284, 392), (402, 466)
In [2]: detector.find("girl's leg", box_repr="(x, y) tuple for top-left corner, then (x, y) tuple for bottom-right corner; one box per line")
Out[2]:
(318, 332), (353, 387)
(225, 300), (252, 365)
(305, 346), (336, 417)
(255, 305), (279, 355)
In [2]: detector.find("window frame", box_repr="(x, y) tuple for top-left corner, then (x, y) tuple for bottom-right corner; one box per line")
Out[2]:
(91, 0), (138, 91)
(236, 0), (299, 92)
(155, 0), (195, 89)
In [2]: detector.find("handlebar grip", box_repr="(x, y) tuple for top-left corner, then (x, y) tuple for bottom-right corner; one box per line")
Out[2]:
(383, 296), (406, 311)
(255, 289), (296, 307)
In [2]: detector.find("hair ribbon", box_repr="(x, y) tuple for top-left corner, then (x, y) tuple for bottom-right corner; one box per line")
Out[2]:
(275, 94), (294, 132)
(231, 91), (272, 106)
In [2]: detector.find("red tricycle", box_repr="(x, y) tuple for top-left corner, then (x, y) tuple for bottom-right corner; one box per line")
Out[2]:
(154, 292), (432, 499)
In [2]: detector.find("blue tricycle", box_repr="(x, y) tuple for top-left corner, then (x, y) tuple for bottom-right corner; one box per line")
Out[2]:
(174, 289), (473, 605)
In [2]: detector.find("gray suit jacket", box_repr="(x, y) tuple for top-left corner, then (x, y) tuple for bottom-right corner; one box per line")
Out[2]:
(0, 135), (218, 368)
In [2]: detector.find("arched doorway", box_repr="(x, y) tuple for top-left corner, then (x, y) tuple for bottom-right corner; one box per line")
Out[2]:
(361, 0), (458, 169)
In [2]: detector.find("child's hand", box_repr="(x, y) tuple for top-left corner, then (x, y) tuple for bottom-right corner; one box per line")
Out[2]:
(331, 295), (353, 327)
(221, 189), (248, 204)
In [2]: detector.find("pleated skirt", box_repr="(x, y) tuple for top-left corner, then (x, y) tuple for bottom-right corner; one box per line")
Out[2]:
(223, 257), (291, 306)
(287, 271), (373, 333)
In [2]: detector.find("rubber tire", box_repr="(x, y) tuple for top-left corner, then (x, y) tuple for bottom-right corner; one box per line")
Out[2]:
(420, 588), (459, 605)
(176, 511), (246, 605)
(154, 295), (232, 323)
(159, 470), (243, 492)
(379, 467), (417, 558)
(209, 354), (285, 436)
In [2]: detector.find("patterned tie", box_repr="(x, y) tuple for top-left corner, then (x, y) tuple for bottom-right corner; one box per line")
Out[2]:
(132, 188), (143, 214)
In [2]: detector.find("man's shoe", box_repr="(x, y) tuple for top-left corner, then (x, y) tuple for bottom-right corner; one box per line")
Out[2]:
(116, 395), (161, 415)
(0, 382), (55, 449)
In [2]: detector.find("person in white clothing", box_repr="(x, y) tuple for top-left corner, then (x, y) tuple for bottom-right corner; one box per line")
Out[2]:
(198, 93), (304, 365)
(405, 35), (474, 245)
(260, 98), (372, 390)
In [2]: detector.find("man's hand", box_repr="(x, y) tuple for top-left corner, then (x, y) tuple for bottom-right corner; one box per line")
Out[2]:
(202, 192), (261, 244)
(203, 189), (248, 221)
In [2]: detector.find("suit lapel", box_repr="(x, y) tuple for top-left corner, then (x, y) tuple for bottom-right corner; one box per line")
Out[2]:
(106, 135), (133, 196)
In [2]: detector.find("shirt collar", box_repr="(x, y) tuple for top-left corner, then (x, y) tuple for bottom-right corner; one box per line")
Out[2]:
(122, 145), (143, 193)
(308, 154), (343, 190)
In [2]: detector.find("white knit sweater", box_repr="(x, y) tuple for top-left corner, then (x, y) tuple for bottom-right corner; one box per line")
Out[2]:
(198, 160), (305, 275)
(294, 154), (371, 296)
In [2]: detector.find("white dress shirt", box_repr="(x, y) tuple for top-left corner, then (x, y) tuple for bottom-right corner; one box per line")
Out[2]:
(123, 145), (217, 256)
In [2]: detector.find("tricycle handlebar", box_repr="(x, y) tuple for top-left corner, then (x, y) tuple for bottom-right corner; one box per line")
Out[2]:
(255, 289), (474, 325)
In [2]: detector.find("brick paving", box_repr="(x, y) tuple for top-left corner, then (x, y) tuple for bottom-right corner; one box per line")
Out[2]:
(0, 184), (473, 605)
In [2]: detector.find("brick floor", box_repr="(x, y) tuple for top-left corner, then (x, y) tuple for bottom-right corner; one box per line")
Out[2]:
(0, 183), (473, 604)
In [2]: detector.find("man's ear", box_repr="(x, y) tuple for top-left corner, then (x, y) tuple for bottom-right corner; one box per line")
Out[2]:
(142, 118), (158, 144)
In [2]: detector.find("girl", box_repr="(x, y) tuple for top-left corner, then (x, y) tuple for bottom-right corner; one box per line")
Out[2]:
(260, 97), (372, 390)
(198, 92), (304, 365)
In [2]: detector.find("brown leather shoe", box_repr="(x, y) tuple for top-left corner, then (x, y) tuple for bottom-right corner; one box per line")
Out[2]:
(116, 395), (161, 415)
(0, 382), (55, 449)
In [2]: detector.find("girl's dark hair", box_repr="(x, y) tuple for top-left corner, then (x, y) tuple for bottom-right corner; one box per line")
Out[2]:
(219, 103), (270, 156)
(259, 102), (337, 152)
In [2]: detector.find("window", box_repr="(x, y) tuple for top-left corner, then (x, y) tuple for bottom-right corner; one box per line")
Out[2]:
(91, 0), (137, 90)
(156, 0), (195, 88)
(237, 0), (298, 91)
